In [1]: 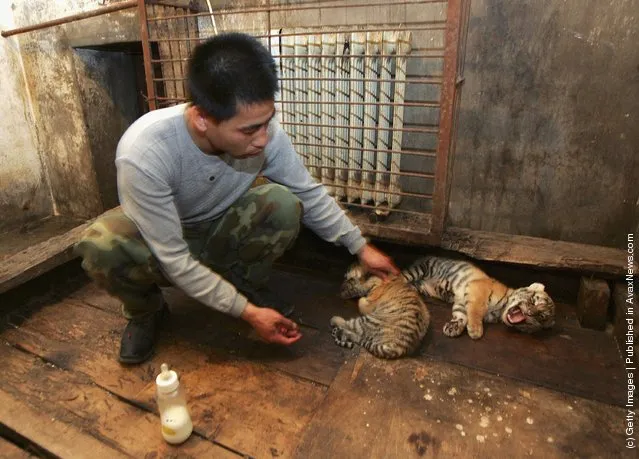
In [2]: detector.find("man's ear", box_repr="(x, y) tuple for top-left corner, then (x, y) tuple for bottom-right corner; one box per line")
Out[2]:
(192, 106), (218, 132)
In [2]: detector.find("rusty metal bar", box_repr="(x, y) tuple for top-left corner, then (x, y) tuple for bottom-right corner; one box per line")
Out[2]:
(146, 0), (448, 21)
(150, 53), (445, 64)
(152, 76), (441, 85)
(282, 99), (441, 108)
(279, 77), (442, 85)
(150, 53), (443, 61)
(153, 93), (440, 108)
(430, 0), (465, 242)
(264, 25), (446, 40)
(281, 99), (440, 108)
(281, 121), (438, 134)
(147, 0), (193, 8)
(139, 0), (157, 110)
(149, 25), (447, 42)
(153, 94), (439, 107)
(330, 183), (433, 201)
(306, 165), (435, 180)
(344, 201), (433, 216)
(1, 0), (137, 37)
(265, 25), (446, 40)
(292, 142), (437, 158)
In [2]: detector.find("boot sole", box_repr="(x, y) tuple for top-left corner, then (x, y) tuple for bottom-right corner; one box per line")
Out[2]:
(119, 347), (155, 365)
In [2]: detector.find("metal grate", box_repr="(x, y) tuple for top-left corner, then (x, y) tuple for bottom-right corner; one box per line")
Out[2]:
(138, 0), (468, 245)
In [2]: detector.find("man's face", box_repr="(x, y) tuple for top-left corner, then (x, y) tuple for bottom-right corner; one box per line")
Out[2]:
(205, 100), (276, 158)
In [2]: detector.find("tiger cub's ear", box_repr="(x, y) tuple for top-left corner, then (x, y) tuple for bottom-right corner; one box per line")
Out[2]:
(528, 282), (546, 292)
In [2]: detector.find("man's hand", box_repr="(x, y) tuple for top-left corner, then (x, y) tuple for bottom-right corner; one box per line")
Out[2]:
(357, 243), (400, 280)
(240, 303), (302, 345)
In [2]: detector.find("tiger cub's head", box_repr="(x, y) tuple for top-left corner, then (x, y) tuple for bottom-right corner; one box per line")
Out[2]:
(502, 283), (556, 333)
(339, 263), (384, 299)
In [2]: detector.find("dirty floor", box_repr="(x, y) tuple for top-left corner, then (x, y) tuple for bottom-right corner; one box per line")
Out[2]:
(0, 265), (631, 458)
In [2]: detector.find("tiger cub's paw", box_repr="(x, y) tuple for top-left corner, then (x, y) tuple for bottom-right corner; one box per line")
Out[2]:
(466, 324), (484, 340)
(443, 319), (465, 337)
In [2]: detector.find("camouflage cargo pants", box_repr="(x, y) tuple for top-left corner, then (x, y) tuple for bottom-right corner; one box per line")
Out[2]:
(74, 184), (302, 320)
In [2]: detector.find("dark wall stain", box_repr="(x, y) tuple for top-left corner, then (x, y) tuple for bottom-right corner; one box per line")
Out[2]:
(74, 46), (143, 211)
(449, 0), (639, 248)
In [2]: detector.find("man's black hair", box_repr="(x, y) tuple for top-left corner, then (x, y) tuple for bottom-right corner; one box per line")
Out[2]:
(187, 32), (279, 121)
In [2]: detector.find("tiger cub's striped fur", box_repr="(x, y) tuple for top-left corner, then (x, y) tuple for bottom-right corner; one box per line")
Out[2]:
(330, 264), (430, 359)
(402, 256), (555, 339)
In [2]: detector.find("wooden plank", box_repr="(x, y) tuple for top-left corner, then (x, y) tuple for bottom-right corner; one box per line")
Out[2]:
(442, 227), (636, 277)
(0, 389), (127, 459)
(0, 216), (83, 262)
(576, 277), (610, 330)
(249, 327), (354, 386)
(60, 269), (624, 406)
(0, 220), (91, 294)
(268, 269), (357, 329)
(422, 299), (625, 406)
(66, 278), (352, 386)
(135, 358), (327, 459)
(2, 297), (253, 398)
(2, 292), (330, 458)
(351, 212), (438, 247)
(0, 343), (235, 458)
(0, 436), (35, 459)
(295, 351), (632, 459)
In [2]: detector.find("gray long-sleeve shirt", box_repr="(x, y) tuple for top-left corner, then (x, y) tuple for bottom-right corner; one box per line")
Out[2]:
(116, 103), (366, 318)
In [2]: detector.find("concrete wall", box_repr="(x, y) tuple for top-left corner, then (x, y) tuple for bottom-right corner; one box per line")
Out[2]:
(3, 0), (636, 249)
(0, 2), (52, 232)
(4, 0), (141, 223)
(449, 0), (639, 248)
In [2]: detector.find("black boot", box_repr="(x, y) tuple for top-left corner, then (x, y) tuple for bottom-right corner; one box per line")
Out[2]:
(119, 303), (167, 364)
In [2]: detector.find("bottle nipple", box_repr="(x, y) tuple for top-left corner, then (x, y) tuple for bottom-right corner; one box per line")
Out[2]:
(160, 363), (170, 380)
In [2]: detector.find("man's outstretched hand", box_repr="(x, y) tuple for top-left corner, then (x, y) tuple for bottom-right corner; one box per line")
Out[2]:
(241, 303), (302, 345)
(357, 243), (400, 280)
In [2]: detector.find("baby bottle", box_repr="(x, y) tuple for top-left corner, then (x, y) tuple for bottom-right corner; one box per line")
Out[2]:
(155, 363), (193, 444)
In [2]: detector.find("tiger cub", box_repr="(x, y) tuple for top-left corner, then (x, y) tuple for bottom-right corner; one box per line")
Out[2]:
(402, 256), (555, 339)
(330, 264), (430, 359)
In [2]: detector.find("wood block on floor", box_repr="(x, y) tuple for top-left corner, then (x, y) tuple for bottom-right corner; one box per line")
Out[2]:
(295, 352), (632, 459)
(576, 277), (610, 330)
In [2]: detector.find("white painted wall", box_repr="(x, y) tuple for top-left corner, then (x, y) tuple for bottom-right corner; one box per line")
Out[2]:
(0, 1), (52, 232)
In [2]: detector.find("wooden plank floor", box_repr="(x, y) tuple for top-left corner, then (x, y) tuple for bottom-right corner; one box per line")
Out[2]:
(0, 268), (631, 458)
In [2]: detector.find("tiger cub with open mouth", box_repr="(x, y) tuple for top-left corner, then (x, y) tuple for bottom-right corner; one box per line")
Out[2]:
(331, 264), (430, 359)
(402, 256), (555, 339)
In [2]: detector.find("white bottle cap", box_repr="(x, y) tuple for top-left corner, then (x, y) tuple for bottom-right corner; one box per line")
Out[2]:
(156, 363), (179, 394)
